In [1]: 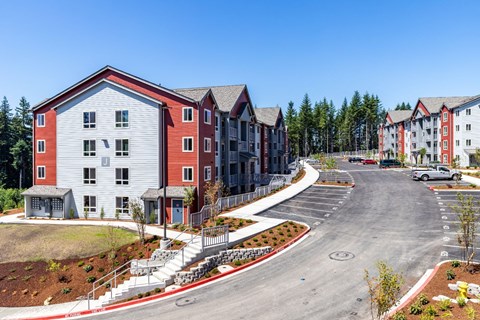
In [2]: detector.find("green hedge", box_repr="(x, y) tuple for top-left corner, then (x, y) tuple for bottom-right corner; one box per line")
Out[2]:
(0, 188), (24, 212)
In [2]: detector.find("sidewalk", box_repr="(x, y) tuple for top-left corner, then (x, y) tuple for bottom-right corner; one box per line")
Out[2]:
(0, 163), (318, 320)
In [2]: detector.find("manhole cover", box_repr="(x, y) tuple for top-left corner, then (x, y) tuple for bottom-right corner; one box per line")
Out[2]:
(175, 296), (196, 307)
(329, 251), (355, 261)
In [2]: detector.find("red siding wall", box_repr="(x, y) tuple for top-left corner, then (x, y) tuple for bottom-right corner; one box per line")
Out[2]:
(378, 125), (384, 160)
(398, 123), (405, 154)
(33, 107), (56, 185)
(440, 106), (453, 164)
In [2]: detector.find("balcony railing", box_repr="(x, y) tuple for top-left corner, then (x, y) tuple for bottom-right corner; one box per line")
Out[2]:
(229, 126), (238, 140)
(229, 151), (238, 162)
(240, 140), (248, 152)
(229, 174), (238, 186)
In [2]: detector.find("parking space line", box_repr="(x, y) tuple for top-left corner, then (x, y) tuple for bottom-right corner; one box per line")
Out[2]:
(277, 204), (334, 213)
(266, 209), (326, 221)
(294, 195), (347, 201)
(289, 199), (340, 205)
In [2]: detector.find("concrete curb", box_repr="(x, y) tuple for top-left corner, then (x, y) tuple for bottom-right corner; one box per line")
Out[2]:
(16, 224), (311, 320)
(388, 260), (452, 316)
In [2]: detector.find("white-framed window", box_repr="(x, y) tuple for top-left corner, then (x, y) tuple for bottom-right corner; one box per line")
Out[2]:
(443, 154), (448, 164)
(204, 166), (211, 181)
(466, 108), (472, 116)
(31, 197), (41, 210)
(204, 109), (211, 124)
(466, 124), (471, 131)
(83, 168), (96, 184)
(115, 139), (129, 156)
(37, 166), (45, 179)
(443, 112), (448, 122)
(456, 125), (460, 131)
(115, 168), (129, 185)
(466, 139), (472, 146)
(183, 137), (194, 152)
(215, 141), (219, 156)
(83, 111), (96, 129)
(455, 110), (460, 116)
(84, 195), (97, 213)
(455, 155), (460, 162)
(115, 196), (129, 214)
(443, 126), (447, 136)
(456, 140), (460, 147)
(52, 198), (63, 211)
(37, 140), (45, 153)
(37, 114), (45, 127)
(182, 107), (193, 122)
(115, 110), (129, 128)
(83, 140), (96, 156)
(182, 167), (194, 182)
(443, 140), (448, 150)
(204, 138), (211, 152)
(215, 115), (219, 131)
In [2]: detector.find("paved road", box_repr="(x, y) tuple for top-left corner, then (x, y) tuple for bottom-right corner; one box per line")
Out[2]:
(89, 161), (444, 320)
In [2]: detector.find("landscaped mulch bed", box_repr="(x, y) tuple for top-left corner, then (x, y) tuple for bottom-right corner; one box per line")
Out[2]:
(315, 181), (353, 187)
(393, 262), (480, 320)
(0, 236), (182, 307)
(291, 169), (306, 183)
(430, 185), (479, 190)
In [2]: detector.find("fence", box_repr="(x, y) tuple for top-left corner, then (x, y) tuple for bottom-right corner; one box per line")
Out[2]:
(189, 164), (300, 227)
(201, 225), (229, 250)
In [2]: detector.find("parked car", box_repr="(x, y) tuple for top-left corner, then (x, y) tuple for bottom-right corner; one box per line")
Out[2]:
(305, 158), (319, 164)
(348, 157), (364, 163)
(362, 159), (377, 165)
(412, 165), (461, 181)
(379, 159), (401, 168)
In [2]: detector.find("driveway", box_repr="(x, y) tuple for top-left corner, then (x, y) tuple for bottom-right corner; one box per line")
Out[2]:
(88, 162), (444, 320)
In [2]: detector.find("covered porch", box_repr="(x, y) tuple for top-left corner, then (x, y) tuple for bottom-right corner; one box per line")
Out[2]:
(21, 185), (72, 219)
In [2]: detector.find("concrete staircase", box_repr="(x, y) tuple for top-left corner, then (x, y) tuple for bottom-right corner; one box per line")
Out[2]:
(94, 238), (204, 307)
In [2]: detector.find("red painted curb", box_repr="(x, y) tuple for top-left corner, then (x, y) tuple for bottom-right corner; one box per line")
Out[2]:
(388, 260), (451, 316)
(18, 225), (311, 320)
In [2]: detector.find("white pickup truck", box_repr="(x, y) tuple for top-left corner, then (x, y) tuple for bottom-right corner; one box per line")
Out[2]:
(412, 165), (462, 181)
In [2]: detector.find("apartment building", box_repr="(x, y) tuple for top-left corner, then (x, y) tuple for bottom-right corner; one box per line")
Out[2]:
(379, 95), (480, 166)
(22, 66), (289, 222)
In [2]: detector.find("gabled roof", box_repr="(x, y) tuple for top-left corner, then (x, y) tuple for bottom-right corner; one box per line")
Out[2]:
(33, 65), (196, 111)
(386, 110), (413, 124)
(21, 185), (71, 197)
(255, 107), (282, 127)
(141, 186), (196, 199)
(418, 96), (472, 114)
(173, 88), (211, 103)
(444, 94), (480, 110)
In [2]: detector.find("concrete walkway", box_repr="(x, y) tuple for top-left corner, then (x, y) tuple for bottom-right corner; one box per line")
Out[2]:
(0, 163), (318, 320)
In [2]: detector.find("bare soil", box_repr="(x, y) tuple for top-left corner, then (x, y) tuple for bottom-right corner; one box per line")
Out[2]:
(291, 169), (306, 183)
(432, 184), (479, 190)
(315, 181), (353, 187)
(393, 262), (480, 319)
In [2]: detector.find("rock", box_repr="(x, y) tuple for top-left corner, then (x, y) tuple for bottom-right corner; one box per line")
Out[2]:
(1, 289), (6, 293)
(12, 291), (16, 296)
(44, 296), (53, 305)
(22, 289), (28, 295)
(89, 257), (94, 262)
(31, 291), (38, 298)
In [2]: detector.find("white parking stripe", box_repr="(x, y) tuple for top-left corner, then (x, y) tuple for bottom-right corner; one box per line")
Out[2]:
(295, 195), (346, 201)
(277, 204), (334, 213)
(289, 199), (340, 205)
(266, 209), (326, 221)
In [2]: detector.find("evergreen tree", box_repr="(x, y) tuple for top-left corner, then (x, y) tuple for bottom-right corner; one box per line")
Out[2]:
(0, 97), (12, 187)
(284, 101), (299, 158)
(394, 102), (412, 110)
(298, 94), (314, 157)
(10, 97), (32, 188)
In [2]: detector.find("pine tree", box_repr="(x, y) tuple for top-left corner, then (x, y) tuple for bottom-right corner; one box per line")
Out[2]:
(284, 101), (299, 158)
(10, 97), (32, 188)
(0, 97), (12, 187)
(298, 94), (314, 157)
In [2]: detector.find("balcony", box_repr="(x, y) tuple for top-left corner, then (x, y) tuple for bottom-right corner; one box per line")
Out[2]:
(240, 140), (248, 152)
(229, 151), (238, 162)
(229, 174), (238, 186)
(239, 174), (253, 185)
(229, 126), (238, 140)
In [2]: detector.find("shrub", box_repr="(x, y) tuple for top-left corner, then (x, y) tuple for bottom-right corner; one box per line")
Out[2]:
(69, 208), (74, 219)
(437, 298), (451, 311)
(424, 305), (437, 316)
(457, 296), (467, 307)
(419, 314), (434, 320)
(268, 229), (273, 234)
(58, 274), (70, 283)
(273, 242), (277, 246)
(253, 238), (258, 242)
(410, 301), (423, 315)
(86, 276), (96, 283)
(22, 275), (32, 282)
(465, 305), (476, 320)
(446, 269), (456, 280)
(100, 207), (105, 220)
(77, 261), (85, 267)
(61, 287), (72, 294)
(98, 267), (105, 273)
(246, 219), (252, 223)
(261, 234), (267, 239)
(234, 260), (241, 266)
(418, 293), (429, 305)
(83, 264), (93, 273)
(144, 292), (151, 297)
(263, 240), (268, 244)
(99, 253), (106, 259)
(256, 242), (262, 246)
(211, 268), (219, 275)
(39, 276), (47, 283)
(46, 260), (61, 272)
(280, 238), (285, 242)
(451, 260), (460, 268)
(287, 233), (292, 237)
(154, 287), (161, 293)
(137, 293), (143, 299)
(391, 311), (406, 320)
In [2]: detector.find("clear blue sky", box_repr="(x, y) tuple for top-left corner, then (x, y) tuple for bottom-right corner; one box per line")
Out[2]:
(1, 1), (479, 112)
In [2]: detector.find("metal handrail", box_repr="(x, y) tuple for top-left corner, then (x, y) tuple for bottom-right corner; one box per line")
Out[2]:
(164, 227), (194, 248)
(161, 233), (201, 269)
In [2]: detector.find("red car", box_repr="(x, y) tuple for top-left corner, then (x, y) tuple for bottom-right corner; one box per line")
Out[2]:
(362, 159), (377, 165)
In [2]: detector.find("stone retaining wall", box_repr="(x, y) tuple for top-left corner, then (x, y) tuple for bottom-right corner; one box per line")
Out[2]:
(151, 249), (178, 261)
(175, 247), (272, 285)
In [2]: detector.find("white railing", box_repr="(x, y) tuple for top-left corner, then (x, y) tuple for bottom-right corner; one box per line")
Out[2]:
(229, 126), (237, 139)
(240, 141), (248, 152)
(229, 151), (238, 162)
(229, 174), (238, 185)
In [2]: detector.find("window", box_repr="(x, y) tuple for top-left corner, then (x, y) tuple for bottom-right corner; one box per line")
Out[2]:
(443, 140), (448, 150)
(115, 139), (129, 156)
(204, 166), (211, 181)
(52, 198), (63, 211)
(115, 110), (129, 128)
(466, 139), (472, 146)
(443, 126), (447, 136)
(443, 154), (448, 164)
(456, 125), (460, 132)
(456, 155), (460, 162)
(466, 124), (471, 131)
(183, 107), (193, 122)
(466, 108), (472, 116)
(37, 140), (45, 153)
(215, 166), (218, 177)
(204, 109), (211, 124)
(215, 116), (219, 131)
(257, 142), (260, 149)
(456, 140), (460, 147)
(204, 138), (211, 152)
(215, 141), (219, 156)
(183, 137), (193, 152)
(455, 110), (460, 117)
(83, 111), (96, 128)
(115, 168), (129, 185)
(31, 197), (41, 210)
(83, 168), (96, 184)
(443, 112), (447, 122)
(83, 140), (96, 156)
(37, 166), (45, 179)
(115, 196), (129, 214)
(84, 196), (97, 213)
(37, 114), (45, 127)
(183, 167), (193, 182)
